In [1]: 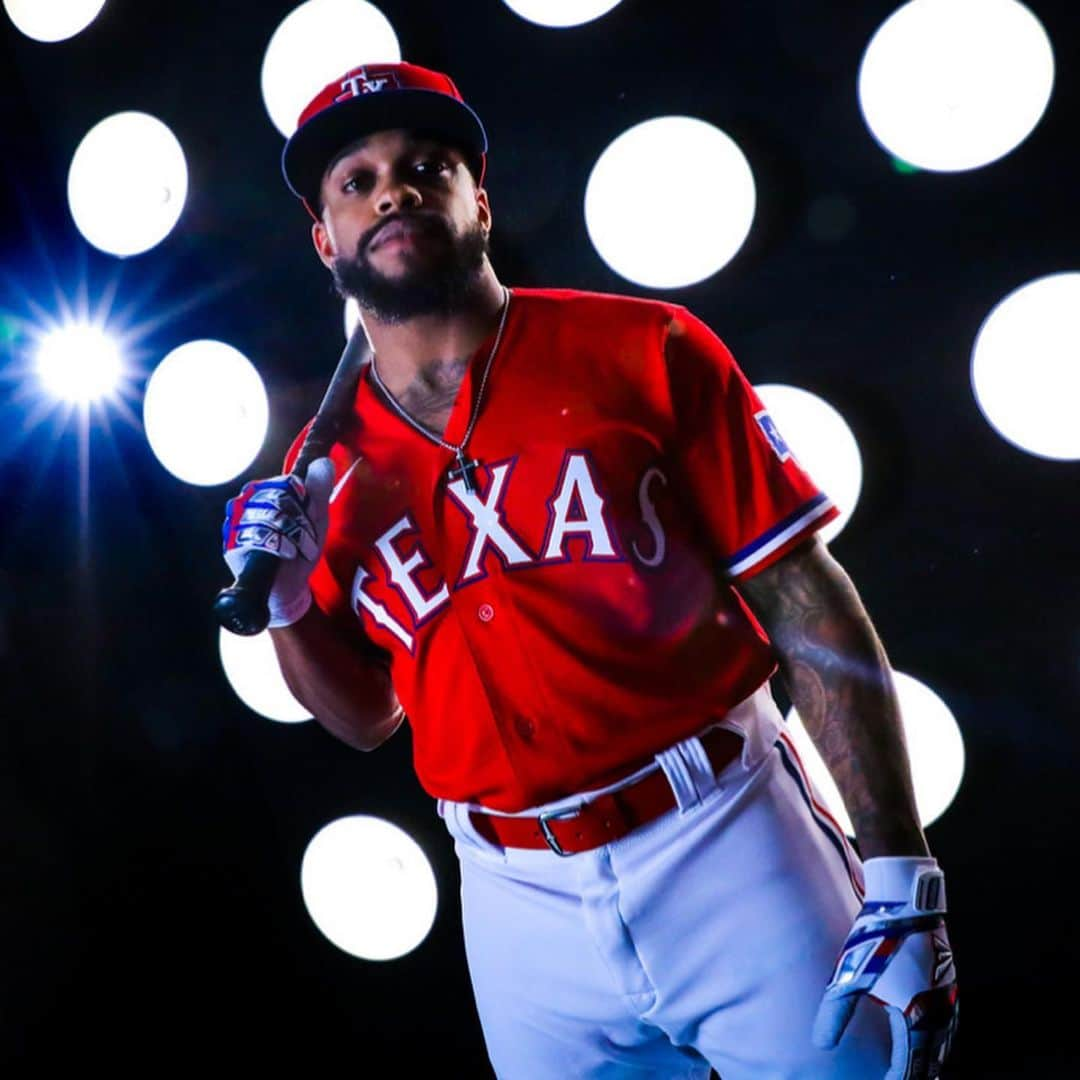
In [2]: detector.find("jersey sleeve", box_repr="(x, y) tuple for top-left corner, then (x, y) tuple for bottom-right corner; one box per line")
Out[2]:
(664, 307), (839, 581)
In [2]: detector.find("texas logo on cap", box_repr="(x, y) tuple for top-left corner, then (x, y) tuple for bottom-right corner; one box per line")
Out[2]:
(282, 60), (489, 212)
(334, 68), (403, 103)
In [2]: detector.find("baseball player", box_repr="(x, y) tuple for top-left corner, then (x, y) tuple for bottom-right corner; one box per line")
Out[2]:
(222, 62), (959, 1078)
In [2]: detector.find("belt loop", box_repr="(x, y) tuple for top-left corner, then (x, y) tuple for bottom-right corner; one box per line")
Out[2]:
(680, 733), (721, 801)
(445, 800), (506, 857)
(655, 737), (706, 813)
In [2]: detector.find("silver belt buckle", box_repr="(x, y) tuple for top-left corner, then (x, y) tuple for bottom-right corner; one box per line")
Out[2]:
(537, 805), (582, 856)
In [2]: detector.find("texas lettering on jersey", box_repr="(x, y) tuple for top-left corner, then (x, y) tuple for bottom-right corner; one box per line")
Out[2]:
(349, 451), (666, 653)
(284, 288), (837, 809)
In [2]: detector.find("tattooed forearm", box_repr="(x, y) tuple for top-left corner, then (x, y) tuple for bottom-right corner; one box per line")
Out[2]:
(737, 537), (929, 859)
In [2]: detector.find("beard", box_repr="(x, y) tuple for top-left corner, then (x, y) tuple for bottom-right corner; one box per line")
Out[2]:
(331, 215), (490, 323)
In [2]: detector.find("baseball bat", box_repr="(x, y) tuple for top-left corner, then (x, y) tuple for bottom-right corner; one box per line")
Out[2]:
(212, 325), (372, 636)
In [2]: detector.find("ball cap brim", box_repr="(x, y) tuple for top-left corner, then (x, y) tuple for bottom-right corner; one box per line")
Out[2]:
(281, 62), (488, 211)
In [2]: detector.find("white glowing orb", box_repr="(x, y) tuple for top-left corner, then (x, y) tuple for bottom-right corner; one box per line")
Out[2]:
(262, 0), (401, 137)
(301, 816), (439, 961)
(219, 629), (312, 724)
(4, 0), (107, 41)
(785, 671), (965, 836)
(35, 324), (122, 403)
(858, 0), (1054, 171)
(584, 117), (756, 289)
(67, 112), (188, 258)
(755, 384), (862, 544)
(971, 272), (1080, 460)
(501, 0), (624, 28)
(143, 340), (268, 486)
(344, 298), (361, 341)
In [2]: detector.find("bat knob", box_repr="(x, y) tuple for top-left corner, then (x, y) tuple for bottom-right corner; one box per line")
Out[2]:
(213, 549), (282, 635)
(213, 584), (272, 636)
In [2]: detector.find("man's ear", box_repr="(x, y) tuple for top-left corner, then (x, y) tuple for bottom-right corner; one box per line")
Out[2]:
(476, 187), (493, 236)
(312, 217), (336, 269)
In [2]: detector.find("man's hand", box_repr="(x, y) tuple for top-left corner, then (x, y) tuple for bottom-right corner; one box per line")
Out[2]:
(222, 458), (334, 628)
(814, 856), (959, 1078)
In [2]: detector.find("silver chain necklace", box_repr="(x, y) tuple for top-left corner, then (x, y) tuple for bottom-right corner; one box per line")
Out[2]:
(368, 286), (510, 494)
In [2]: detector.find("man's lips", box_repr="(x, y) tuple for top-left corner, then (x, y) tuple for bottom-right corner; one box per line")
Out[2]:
(368, 217), (435, 252)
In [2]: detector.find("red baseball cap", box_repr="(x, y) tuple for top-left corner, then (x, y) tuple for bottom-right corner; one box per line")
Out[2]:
(281, 61), (488, 214)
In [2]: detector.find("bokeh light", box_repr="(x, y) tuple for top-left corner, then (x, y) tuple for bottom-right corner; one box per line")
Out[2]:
(344, 297), (361, 341)
(755, 384), (862, 543)
(35, 324), (123, 404)
(971, 272), (1080, 460)
(143, 340), (268, 486)
(785, 671), (966, 835)
(4, 0), (107, 42)
(67, 112), (188, 257)
(584, 116), (756, 289)
(219, 628), (313, 724)
(300, 816), (439, 961)
(858, 0), (1054, 172)
(501, 0), (624, 28)
(261, 0), (401, 137)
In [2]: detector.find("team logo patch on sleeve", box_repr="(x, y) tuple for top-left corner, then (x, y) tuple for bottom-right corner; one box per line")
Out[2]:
(754, 409), (792, 462)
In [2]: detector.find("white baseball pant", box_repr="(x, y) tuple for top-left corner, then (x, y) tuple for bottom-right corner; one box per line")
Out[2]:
(438, 684), (893, 1078)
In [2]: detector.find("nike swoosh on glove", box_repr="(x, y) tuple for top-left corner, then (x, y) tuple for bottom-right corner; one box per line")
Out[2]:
(813, 856), (959, 1079)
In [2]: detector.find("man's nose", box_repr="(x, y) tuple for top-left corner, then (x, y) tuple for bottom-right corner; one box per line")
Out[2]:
(375, 178), (422, 215)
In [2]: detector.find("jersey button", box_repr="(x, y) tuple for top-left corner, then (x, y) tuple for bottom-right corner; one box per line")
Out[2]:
(515, 717), (535, 741)
(478, 603), (495, 623)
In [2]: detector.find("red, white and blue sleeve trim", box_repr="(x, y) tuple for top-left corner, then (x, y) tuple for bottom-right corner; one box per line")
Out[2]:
(723, 493), (839, 580)
(663, 307), (841, 577)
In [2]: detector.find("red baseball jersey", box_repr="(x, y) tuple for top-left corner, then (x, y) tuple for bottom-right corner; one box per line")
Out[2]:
(285, 288), (838, 811)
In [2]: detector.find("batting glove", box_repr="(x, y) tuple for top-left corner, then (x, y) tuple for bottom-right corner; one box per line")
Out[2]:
(221, 457), (335, 628)
(813, 856), (959, 1079)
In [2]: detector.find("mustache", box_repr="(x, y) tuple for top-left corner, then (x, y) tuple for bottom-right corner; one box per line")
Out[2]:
(360, 211), (448, 255)
(330, 216), (491, 319)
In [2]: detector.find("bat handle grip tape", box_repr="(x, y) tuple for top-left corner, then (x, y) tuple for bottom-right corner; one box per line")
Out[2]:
(213, 550), (282, 636)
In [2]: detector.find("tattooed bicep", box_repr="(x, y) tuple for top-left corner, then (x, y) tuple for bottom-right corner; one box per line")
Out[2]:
(733, 535), (863, 643)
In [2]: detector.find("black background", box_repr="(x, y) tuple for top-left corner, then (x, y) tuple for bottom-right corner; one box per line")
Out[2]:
(2, 1), (1078, 1074)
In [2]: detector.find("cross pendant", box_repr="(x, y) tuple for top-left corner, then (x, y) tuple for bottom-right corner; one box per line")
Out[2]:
(448, 449), (481, 494)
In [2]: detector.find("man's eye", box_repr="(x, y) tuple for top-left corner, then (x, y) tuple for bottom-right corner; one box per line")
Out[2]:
(342, 173), (372, 193)
(414, 159), (449, 176)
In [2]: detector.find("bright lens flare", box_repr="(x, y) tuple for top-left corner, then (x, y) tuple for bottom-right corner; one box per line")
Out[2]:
(971, 272), (1080, 460)
(585, 117), (756, 289)
(300, 816), (439, 961)
(219, 628), (313, 724)
(67, 112), (188, 257)
(4, 0), (108, 42)
(35, 324), (123, 404)
(858, 0), (1054, 172)
(143, 340), (268, 486)
(261, 0), (401, 137)
(501, 0), (624, 28)
(344, 297), (361, 341)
